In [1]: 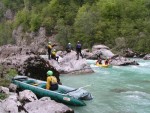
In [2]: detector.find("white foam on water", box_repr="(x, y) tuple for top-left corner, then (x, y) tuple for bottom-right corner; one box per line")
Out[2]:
(122, 91), (150, 99)
(127, 84), (144, 89)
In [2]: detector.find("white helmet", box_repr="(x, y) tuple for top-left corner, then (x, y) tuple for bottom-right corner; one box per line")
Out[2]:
(53, 49), (56, 52)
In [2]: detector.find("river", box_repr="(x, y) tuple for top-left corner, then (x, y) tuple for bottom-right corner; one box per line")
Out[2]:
(60, 59), (150, 113)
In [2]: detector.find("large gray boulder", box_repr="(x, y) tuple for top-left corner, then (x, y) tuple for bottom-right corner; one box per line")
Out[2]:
(110, 55), (139, 66)
(83, 45), (114, 60)
(18, 90), (38, 103)
(48, 51), (94, 74)
(19, 56), (61, 84)
(0, 91), (74, 113)
(123, 48), (135, 57)
(9, 83), (17, 92)
(92, 45), (109, 51)
(83, 44), (139, 66)
(1, 93), (21, 113)
(92, 45), (114, 59)
(0, 86), (9, 95)
(143, 54), (150, 60)
(24, 98), (74, 113)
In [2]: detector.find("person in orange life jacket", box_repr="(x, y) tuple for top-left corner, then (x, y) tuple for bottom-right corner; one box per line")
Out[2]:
(46, 70), (58, 90)
(76, 41), (83, 60)
(47, 42), (52, 60)
(47, 41), (56, 60)
(51, 49), (59, 61)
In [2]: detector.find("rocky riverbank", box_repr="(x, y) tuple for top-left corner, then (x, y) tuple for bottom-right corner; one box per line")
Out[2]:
(0, 86), (74, 113)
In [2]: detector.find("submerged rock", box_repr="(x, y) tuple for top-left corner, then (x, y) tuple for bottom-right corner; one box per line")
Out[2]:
(110, 88), (128, 93)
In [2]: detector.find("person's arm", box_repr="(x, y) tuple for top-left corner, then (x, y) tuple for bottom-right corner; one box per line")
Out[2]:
(46, 77), (51, 90)
(76, 45), (78, 51)
(52, 43), (57, 47)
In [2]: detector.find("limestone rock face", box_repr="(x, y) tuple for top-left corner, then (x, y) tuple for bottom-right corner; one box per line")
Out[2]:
(12, 26), (49, 55)
(0, 44), (35, 72)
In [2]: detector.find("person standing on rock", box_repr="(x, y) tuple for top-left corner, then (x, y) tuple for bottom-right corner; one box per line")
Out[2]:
(76, 41), (83, 60)
(46, 70), (58, 90)
(47, 42), (56, 60)
(47, 42), (52, 60)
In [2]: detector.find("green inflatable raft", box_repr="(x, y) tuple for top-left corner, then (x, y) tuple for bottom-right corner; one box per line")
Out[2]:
(12, 76), (92, 106)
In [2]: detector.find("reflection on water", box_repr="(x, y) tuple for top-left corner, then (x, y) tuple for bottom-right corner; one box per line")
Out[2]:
(60, 59), (150, 113)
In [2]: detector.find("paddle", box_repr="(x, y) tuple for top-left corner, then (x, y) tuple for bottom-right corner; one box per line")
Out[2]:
(64, 84), (91, 94)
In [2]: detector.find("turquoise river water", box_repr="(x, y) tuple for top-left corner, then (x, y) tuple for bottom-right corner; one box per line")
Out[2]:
(60, 59), (150, 113)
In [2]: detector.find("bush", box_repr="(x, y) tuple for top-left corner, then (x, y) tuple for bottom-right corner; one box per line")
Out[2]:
(0, 93), (7, 100)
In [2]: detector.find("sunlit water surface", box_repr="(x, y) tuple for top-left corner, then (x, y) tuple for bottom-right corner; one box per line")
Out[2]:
(60, 59), (150, 113)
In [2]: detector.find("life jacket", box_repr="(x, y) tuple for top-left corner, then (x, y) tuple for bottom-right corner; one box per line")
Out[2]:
(50, 76), (57, 84)
(76, 43), (81, 49)
(48, 44), (52, 49)
(46, 76), (58, 90)
(51, 51), (56, 56)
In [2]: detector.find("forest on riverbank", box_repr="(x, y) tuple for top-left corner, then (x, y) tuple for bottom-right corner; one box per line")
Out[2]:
(0, 0), (150, 53)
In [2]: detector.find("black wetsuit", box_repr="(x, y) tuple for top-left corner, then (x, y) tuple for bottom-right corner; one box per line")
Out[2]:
(76, 43), (83, 60)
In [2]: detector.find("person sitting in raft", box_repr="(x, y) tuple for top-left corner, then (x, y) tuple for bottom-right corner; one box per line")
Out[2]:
(96, 58), (102, 65)
(51, 49), (59, 61)
(105, 59), (110, 65)
(46, 70), (58, 91)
